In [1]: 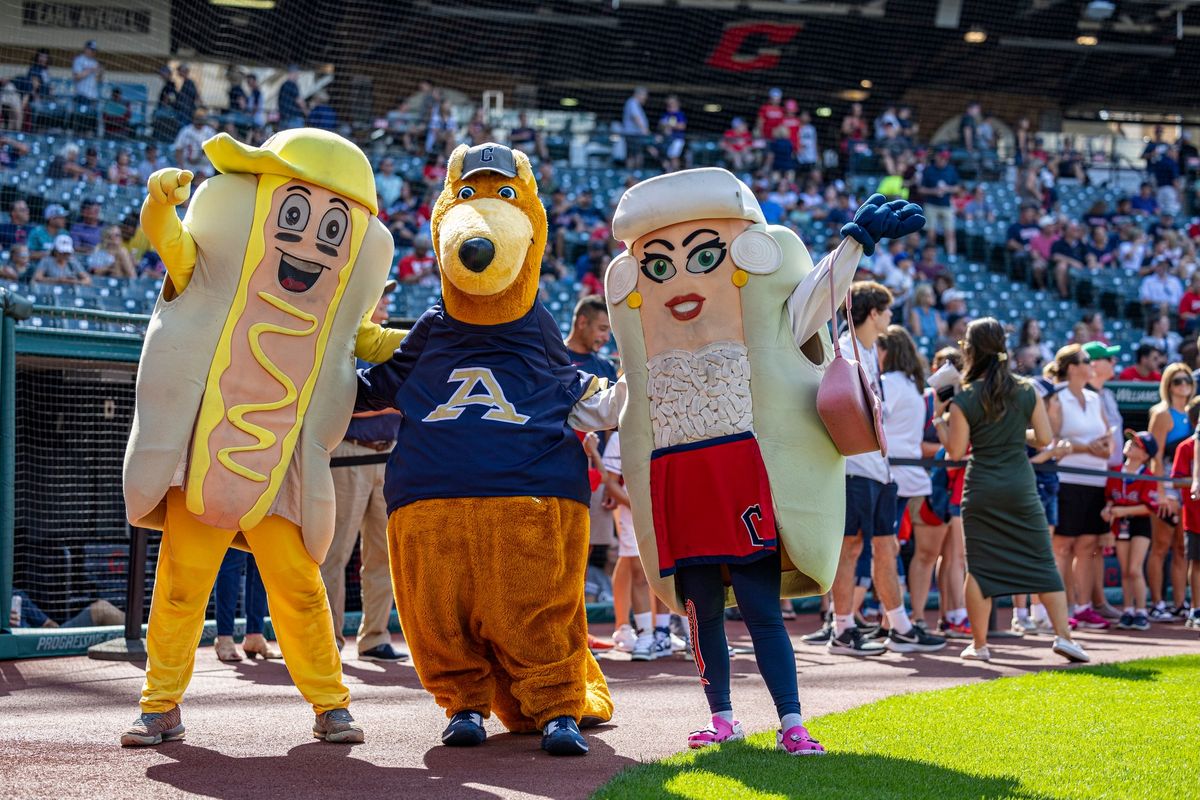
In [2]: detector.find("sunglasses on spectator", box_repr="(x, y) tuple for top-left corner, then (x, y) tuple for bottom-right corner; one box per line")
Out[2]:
(1172, 376), (1194, 386)
(1074, 357), (1091, 366)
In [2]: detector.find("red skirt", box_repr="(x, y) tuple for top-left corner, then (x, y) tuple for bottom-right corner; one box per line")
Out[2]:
(649, 432), (777, 577)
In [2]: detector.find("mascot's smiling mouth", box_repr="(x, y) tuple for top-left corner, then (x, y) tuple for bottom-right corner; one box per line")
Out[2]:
(666, 293), (705, 321)
(276, 249), (328, 293)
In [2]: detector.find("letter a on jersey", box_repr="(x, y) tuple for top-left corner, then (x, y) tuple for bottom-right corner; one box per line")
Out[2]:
(424, 367), (531, 425)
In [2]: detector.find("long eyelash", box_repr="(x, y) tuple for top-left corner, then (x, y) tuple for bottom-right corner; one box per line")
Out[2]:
(639, 253), (673, 268)
(685, 239), (724, 260)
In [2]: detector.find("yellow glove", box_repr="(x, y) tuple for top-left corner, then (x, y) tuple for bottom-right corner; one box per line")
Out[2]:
(141, 168), (197, 294)
(354, 312), (406, 363)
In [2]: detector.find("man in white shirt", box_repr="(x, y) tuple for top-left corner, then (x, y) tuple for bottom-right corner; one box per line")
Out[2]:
(72, 41), (102, 103)
(825, 281), (946, 656)
(172, 111), (216, 180)
(1139, 258), (1184, 314)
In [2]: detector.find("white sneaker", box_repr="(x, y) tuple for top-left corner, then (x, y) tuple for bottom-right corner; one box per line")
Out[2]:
(1010, 617), (1035, 636)
(612, 624), (637, 654)
(1052, 637), (1090, 663)
(652, 626), (673, 659)
(631, 631), (655, 661)
(1031, 617), (1055, 636)
(670, 632), (689, 652)
(960, 643), (991, 661)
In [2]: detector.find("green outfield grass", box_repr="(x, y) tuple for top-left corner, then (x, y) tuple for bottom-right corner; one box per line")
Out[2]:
(593, 655), (1200, 800)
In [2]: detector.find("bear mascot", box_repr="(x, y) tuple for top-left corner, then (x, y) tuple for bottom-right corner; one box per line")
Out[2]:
(121, 128), (402, 747)
(355, 142), (613, 756)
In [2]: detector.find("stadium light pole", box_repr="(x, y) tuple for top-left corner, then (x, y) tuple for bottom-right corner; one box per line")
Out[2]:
(0, 287), (33, 634)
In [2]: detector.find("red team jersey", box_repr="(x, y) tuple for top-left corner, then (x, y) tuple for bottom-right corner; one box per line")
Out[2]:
(1171, 437), (1200, 532)
(1104, 468), (1158, 539)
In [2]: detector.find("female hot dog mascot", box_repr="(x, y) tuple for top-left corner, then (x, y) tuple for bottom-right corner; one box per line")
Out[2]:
(579, 170), (922, 753)
(120, 129), (401, 747)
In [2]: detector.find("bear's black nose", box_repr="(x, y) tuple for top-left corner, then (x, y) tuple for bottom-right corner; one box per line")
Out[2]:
(458, 237), (495, 273)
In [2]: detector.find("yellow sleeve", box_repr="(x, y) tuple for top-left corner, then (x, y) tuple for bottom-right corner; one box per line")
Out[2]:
(354, 313), (406, 363)
(140, 196), (197, 294)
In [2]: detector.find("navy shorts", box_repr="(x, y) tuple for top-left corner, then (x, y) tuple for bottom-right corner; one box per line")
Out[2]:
(1037, 483), (1060, 529)
(845, 476), (899, 539)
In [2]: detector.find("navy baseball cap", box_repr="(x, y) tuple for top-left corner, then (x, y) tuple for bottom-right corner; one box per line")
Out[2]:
(1125, 429), (1158, 459)
(461, 143), (518, 179)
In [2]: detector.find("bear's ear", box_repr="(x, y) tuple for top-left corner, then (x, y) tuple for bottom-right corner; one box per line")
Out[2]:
(514, 149), (535, 186)
(446, 145), (469, 184)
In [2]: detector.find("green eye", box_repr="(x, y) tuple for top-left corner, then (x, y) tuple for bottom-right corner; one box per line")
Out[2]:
(639, 255), (676, 283)
(686, 245), (726, 274)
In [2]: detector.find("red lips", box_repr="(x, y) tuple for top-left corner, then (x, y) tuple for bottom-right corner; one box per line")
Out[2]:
(665, 293), (705, 321)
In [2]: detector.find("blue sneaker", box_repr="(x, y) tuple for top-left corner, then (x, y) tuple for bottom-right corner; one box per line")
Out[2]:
(541, 716), (588, 756)
(359, 643), (409, 662)
(441, 711), (486, 747)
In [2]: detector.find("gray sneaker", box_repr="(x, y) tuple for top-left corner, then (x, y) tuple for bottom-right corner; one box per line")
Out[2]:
(313, 707), (364, 743)
(120, 706), (185, 747)
(652, 626), (672, 659)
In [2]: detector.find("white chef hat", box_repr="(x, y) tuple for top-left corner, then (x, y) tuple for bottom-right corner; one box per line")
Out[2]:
(607, 168), (784, 305)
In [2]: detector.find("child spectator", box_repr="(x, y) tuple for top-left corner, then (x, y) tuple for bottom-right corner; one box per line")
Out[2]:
(1102, 431), (1159, 631)
(602, 431), (657, 660)
(721, 117), (753, 172)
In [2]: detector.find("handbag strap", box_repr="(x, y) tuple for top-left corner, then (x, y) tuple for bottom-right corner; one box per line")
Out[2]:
(827, 262), (844, 359)
(827, 259), (863, 363)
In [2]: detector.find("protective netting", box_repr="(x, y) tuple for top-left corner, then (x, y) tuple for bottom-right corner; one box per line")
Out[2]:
(11, 355), (151, 625)
(5, 0), (1200, 633)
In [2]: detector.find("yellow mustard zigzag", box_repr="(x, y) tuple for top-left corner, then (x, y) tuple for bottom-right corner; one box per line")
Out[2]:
(216, 290), (318, 481)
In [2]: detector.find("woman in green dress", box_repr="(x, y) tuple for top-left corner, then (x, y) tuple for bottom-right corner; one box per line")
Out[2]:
(935, 318), (1090, 663)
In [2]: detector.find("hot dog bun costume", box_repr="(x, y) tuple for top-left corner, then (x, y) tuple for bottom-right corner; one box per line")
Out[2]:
(356, 143), (613, 755)
(570, 171), (923, 750)
(589, 172), (924, 609)
(121, 128), (400, 741)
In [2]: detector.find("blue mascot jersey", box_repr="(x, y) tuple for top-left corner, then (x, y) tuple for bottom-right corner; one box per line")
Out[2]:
(356, 302), (596, 513)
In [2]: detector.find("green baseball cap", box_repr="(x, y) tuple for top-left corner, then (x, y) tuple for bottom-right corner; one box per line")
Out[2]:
(1082, 341), (1121, 361)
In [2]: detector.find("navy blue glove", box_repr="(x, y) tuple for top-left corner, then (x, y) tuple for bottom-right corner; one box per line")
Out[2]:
(840, 193), (926, 256)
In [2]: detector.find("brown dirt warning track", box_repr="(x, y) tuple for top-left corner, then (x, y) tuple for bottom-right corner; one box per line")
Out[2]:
(1, 615), (1196, 800)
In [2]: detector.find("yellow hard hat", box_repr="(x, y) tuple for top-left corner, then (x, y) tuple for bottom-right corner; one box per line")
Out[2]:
(204, 128), (378, 214)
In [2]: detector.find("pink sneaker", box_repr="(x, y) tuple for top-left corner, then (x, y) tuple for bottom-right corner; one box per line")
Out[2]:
(777, 725), (825, 755)
(687, 715), (745, 749)
(1074, 608), (1110, 629)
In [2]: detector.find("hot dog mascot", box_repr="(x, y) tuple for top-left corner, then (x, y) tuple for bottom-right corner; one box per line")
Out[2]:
(581, 170), (922, 753)
(120, 128), (401, 746)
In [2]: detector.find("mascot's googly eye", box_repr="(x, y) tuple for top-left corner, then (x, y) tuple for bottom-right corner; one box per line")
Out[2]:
(606, 252), (638, 305)
(317, 208), (348, 247)
(730, 229), (783, 275)
(498, 186), (517, 200)
(457, 186), (476, 200)
(279, 193), (310, 231)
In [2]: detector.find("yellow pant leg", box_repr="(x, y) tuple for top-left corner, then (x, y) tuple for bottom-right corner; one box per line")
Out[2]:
(141, 488), (236, 713)
(477, 497), (614, 731)
(388, 502), (497, 719)
(243, 513), (350, 714)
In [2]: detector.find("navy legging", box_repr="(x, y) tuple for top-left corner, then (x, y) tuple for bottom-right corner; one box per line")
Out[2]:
(675, 552), (800, 718)
(214, 550), (268, 636)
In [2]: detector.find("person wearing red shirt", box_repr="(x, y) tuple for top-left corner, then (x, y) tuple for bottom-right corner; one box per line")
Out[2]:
(1117, 344), (1164, 382)
(721, 117), (753, 171)
(1179, 272), (1200, 334)
(1103, 430), (1160, 630)
(396, 236), (438, 287)
(1176, 399), (1200, 628)
(755, 88), (785, 140)
(781, 99), (802, 155)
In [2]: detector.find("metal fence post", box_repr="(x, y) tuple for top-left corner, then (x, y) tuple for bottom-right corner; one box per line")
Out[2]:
(88, 524), (148, 661)
(0, 313), (15, 633)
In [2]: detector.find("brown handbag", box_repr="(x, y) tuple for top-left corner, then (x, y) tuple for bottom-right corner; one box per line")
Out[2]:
(815, 265), (887, 457)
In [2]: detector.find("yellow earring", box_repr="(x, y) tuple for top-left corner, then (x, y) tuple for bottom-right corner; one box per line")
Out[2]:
(627, 290), (643, 309)
(732, 269), (749, 288)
